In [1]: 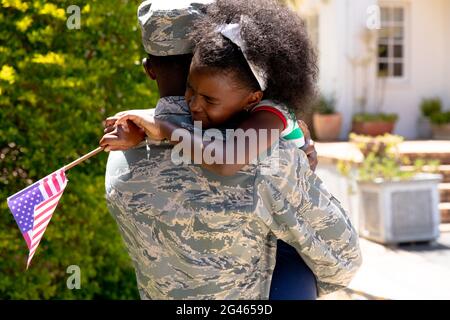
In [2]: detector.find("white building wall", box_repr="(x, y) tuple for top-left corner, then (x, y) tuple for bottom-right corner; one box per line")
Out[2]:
(315, 0), (340, 102)
(337, 0), (379, 140)
(302, 0), (449, 139)
(299, 0), (340, 101)
(302, 0), (379, 140)
(380, 0), (449, 139)
(445, 0), (450, 110)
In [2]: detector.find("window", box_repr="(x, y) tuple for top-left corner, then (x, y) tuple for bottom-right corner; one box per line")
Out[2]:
(378, 6), (405, 78)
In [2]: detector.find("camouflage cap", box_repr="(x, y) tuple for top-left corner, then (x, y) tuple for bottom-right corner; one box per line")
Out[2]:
(137, 0), (213, 56)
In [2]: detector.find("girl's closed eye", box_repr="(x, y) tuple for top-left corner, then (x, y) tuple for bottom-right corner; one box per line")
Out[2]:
(203, 96), (218, 105)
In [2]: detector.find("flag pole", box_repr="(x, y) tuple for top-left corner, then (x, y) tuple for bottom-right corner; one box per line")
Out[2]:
(64, 147), (105, 171)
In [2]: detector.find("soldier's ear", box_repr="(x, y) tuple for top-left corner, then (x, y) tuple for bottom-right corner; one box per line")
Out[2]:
(142, 57), (157, 80)
(147, 68), (157, 80)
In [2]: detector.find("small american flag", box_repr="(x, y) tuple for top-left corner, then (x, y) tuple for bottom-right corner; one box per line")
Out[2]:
(7, 169), (68, 269)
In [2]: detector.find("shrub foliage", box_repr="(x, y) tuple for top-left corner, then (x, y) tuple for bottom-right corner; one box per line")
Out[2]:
(0, 0), (159, 299)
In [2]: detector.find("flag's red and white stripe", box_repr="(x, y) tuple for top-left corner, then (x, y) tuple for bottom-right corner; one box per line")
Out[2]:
(38, 171), (66, 200)
(27, 170), (67, 269)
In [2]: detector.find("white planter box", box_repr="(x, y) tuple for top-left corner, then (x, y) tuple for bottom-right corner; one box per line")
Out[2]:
(358, 174), (442, 244)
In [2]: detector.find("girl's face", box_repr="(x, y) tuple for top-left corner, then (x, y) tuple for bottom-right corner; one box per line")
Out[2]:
(185, 55), (262, 129)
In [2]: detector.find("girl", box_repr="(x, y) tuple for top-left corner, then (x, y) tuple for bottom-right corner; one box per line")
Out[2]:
(115, 0), (319, 299)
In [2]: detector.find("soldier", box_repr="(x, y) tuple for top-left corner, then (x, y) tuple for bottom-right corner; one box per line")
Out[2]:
(101, 0), (361, 299)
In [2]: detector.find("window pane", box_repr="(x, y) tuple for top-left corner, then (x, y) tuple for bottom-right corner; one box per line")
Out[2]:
(378, 63), (389, 77)
(392, 27), (403, 40)
(381, 7), (391, 23)
(378, 6), (405, 79)
(378, 27), (390, 42)
(393, 63), (403, 77)
(393, 8), (404, 22)
(393, 45), (403, 58)
(378, 44), (389, 58)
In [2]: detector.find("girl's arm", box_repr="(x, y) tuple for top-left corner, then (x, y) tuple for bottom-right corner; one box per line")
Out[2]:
(115, 110), (285, 176)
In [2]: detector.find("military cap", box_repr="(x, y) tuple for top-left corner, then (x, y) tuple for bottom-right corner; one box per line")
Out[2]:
(137, 0), (213, 56)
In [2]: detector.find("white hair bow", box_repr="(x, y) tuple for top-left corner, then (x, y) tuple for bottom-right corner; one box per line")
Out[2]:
(216, 16), (268, 91)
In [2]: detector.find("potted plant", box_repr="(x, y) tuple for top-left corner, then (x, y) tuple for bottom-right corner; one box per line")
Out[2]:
(351, 112), (398, 137)
(418, 97), (450, 139)
(430, 111), (450, 140)
(418, 98), (442, 139)
(312, 95), (342, 141)
(351, 69), (398, 136)
(342, 133), (442, 244)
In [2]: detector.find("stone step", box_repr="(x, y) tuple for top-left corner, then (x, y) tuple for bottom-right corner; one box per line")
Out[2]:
(401, 165), (450, 183)
(440, 203), (450, 223)
(397, 141), (450, 165)
(439, 184), (450, 203)
(439, 165), (450, 183)
(404, 153), (450, 165)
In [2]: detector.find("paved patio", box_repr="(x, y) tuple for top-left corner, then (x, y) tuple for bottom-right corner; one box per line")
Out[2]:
(316, 140), (450, 300)
(320, 224), (450, 300)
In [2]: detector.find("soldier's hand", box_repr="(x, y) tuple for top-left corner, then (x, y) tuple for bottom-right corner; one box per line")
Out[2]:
(298, 120), (318, 172)
(99, 120), (146, 152)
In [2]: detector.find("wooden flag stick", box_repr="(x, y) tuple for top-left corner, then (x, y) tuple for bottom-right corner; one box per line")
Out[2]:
(64, 146), (105, 171)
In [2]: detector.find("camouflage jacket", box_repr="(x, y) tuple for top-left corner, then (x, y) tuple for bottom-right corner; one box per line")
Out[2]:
(105, 96), (362, 299)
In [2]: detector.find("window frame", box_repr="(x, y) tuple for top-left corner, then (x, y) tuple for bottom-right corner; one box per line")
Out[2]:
(377, 1), (410, 84)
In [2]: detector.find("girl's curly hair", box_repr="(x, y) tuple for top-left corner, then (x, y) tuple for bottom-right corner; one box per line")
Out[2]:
(190, 0), (318, 114)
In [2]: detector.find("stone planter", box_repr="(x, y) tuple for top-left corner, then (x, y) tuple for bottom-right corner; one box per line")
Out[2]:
(358, 173), (442, 244)
(313, 113), (342, 141)
(431, 123), (450, 140)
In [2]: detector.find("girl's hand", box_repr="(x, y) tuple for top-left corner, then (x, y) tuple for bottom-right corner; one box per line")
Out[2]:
(115, 110), (164, 141)
(99, 120), (146, 152)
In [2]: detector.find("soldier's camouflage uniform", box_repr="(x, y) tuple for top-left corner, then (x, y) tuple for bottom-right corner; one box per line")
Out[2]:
(105, 97), (362, 300)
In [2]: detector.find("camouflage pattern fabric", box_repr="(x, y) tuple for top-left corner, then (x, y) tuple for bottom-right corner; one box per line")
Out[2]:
(105, 97), (362, 300)
(138, 0), (214, 56)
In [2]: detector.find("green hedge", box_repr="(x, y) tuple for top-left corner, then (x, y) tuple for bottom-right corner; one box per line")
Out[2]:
(0, 0), (159, 299)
